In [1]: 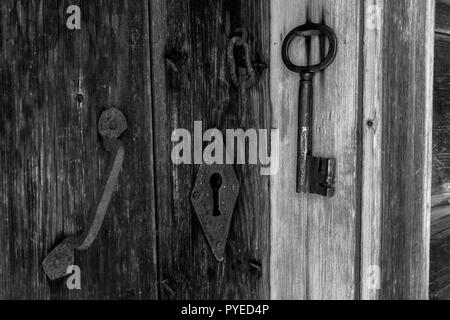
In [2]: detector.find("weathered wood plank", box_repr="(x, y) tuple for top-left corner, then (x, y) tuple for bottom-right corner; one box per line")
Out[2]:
(361, 0), (434, 300)
(150, 0), (271, 299)
(51, 0), (158, 299)
(430, 214), (450, 300)
(360, 0), (384, 301)
(436, 0), (450, 34)
(1, 0), (158, 299)
(270, 0), (362, 300)
(432, 34), (450, 208)
(430, 1), (450, 300)
(0, 0), (55, 299)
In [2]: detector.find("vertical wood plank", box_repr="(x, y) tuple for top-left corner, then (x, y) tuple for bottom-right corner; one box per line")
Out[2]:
(270, 0), (362, 299)
(1, 0), (158, 299)
(51, 0), (158, 299)
(361, 0), (434, 300)
(430, 215), (450, 299)
(432, 35), (450, 208)
(432, 1), (450, 208)
(150, 0), (271, 299)
(360, 0), (384, 301)
(0, 0), (54, 299)
(430, 0), (450, 301)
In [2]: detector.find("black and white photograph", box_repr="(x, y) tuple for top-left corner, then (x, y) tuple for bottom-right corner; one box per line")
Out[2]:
(0, 0), (444, 306)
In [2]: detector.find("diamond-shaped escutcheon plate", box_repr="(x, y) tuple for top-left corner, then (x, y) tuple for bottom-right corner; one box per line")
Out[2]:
(191, 164), (240, 261)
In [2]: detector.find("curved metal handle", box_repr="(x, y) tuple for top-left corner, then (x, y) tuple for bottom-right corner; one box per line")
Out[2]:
(42, 108), (127, 280)
(282, 22), (338, 74)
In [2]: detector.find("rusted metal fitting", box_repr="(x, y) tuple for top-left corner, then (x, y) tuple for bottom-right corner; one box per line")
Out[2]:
(42, 107), (127, 280)
(227, 28), (256, 89)
(98, 107), (128, 139)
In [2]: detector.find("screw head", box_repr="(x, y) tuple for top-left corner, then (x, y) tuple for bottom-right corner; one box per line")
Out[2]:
(109, 119), (119, 130)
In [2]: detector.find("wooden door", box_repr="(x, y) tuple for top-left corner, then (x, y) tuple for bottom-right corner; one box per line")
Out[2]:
(0, 0), (434, 300)
(149, 0), (271, 300)
(0, 0), (271, 300)
(0, 0), (158, 299)
(270, 0), (434, 300)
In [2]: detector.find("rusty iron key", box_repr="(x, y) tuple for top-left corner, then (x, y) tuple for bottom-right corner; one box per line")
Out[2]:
(282, 22), (338, 197)
(42, 107), (127, 280)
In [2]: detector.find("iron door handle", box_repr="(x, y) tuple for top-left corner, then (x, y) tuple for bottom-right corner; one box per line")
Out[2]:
(42, 108), (127, 280)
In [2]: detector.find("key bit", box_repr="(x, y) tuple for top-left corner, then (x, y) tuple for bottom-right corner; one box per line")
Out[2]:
(42, 108), (127, 280)
(305, 156), (335, 197)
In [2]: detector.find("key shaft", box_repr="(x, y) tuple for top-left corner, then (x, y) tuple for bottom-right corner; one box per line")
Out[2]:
(297, 73), (313, 193)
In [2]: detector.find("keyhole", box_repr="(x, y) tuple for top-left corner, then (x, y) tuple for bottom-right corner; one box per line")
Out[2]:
(210, 173), (223, 217)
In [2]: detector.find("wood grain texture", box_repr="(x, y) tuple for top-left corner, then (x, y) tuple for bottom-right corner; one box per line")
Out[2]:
(361, 0), (434, 300)
(0, 0), (158, 299)
(360, 0), (383, 301)
(430, 213), (450, 299)
(53, 0), (158, 300)
(270, 0), (362, 300)
(433, 13), (450, 208)
(430, 0), (450, 300)
(436, 0), (450, 35)
(0, 0), (55, 299)
(433, 0), (450, 208)
(150, 0), (271, 299)
(0, 0), (435, 300)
